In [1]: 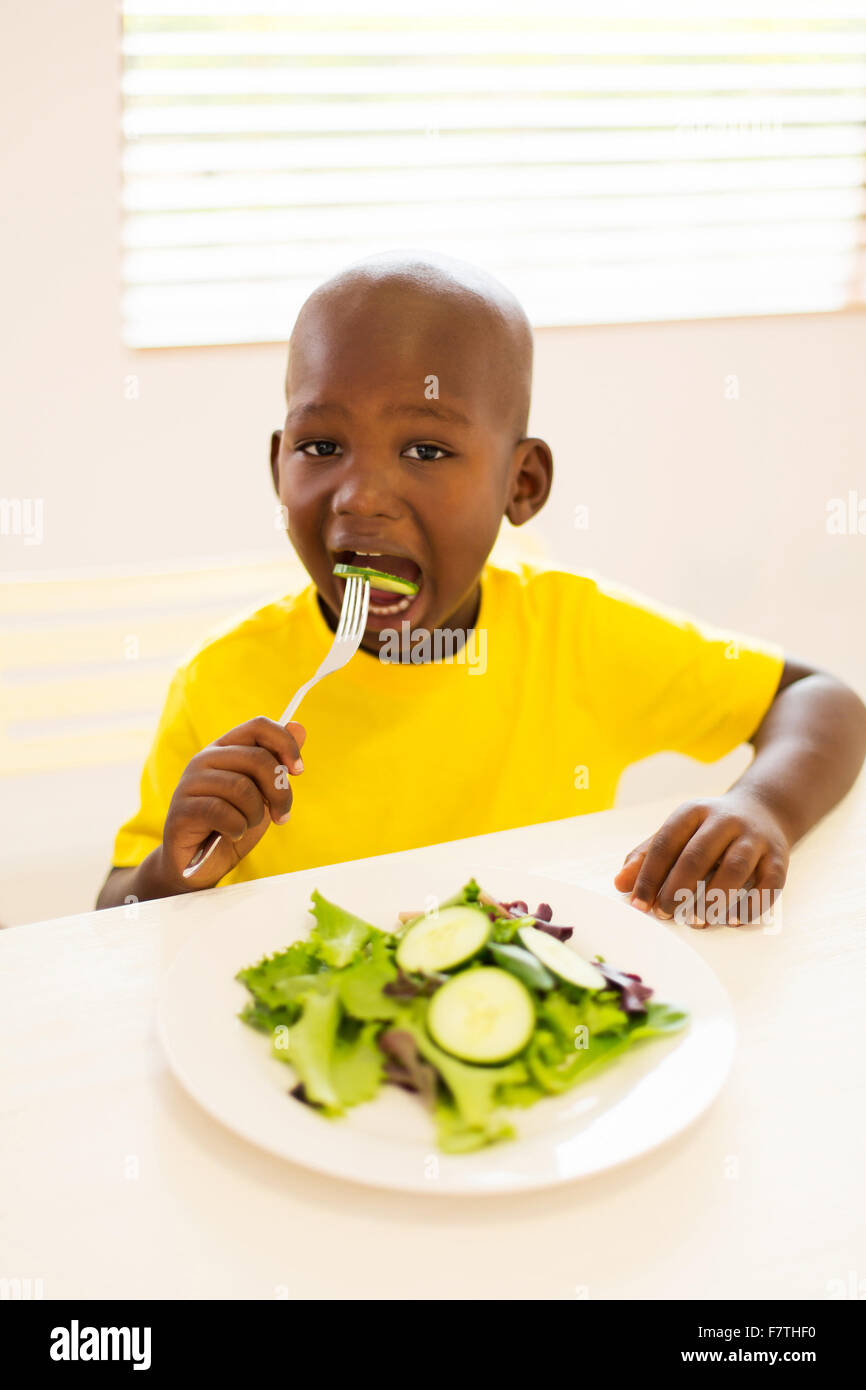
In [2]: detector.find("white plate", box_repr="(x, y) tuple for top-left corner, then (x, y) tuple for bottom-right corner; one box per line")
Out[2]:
(158, 857), (735, 1194)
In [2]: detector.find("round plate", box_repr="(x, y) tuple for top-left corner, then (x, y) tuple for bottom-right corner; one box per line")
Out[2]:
(158, 858), (735, 1194)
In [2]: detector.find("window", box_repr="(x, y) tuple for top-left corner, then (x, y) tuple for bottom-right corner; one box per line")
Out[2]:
(121, 1), (866, 347)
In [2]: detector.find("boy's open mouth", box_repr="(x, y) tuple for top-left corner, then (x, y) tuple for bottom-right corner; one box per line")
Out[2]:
(332, 548), (424, 618)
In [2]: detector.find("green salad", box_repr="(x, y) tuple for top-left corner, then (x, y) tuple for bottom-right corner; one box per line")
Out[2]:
(236, 879), (689, 1154)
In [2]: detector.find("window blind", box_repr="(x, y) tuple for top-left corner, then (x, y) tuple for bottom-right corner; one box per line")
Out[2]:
(120, 1), (866, 347)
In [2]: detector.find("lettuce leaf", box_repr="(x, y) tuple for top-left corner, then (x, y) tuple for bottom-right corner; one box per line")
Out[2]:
(629, 1001), (690, 1037)
(496, 1078), (546, 1108)
(236, 940), (323, 1011)
(393, 1001), (527, 1131)
(330, 1020), (385, 1108)
(591, 959), (654, 1014)
(490, 917), (519, 944)
(439, 877), (482, 908)
(434, 1095), (516, 1154)
(527, 995), (688, 1095)
(272, 985), (387, 1113)
(378, 1028), (438, 1106)
(541, 988), (629, 1043)
(309, 890), (381, 968)
(273, 986), (342, 1111)
(238, 999), (297, 1033)
(337, 949), (401, 1020)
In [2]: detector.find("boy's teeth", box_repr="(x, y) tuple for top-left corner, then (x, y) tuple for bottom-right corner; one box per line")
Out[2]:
(368, 594), (413, 615)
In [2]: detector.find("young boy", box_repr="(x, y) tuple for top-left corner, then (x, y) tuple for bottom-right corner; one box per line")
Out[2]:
(97, 255), (866, 925)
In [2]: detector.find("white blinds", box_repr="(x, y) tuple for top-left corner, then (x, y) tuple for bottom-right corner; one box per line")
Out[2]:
(120, 1), (866, 347)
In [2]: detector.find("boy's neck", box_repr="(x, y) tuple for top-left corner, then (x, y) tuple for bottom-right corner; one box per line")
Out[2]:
(315, 581), (482, 663)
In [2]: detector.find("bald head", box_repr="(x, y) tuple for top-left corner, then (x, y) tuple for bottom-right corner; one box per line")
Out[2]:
(274, 253), (553, 645)
(287, 252), (534, 439)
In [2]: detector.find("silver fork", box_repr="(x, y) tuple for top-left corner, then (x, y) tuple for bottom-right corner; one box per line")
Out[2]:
(182, 575), (370, 879)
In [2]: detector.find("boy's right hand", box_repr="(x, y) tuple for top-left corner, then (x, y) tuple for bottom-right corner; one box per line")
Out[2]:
(158, 717), (306, 891)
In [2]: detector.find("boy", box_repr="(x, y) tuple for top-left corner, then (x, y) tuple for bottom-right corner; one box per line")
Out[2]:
(97, 255), (866, 925)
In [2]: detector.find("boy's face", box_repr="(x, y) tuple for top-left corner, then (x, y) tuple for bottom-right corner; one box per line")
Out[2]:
(271, 284), (550, 653)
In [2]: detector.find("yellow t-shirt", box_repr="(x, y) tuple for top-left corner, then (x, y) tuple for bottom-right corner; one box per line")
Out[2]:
(112, 562), (785, 884)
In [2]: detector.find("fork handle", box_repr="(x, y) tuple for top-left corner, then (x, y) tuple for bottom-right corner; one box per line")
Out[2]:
(182, 829), (222, 878)
(182, 576), (368, 881)
(278, 682), (313, 725)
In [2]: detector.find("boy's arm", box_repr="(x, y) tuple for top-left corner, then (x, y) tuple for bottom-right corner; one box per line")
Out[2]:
(614, 659), (866, 925)
(96, 850), (191, 910)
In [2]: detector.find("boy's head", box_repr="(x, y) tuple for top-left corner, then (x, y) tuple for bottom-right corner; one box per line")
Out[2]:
(271, 253), (552, 651)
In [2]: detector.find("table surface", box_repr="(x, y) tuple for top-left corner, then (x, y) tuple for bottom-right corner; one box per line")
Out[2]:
(2, 779), (865, 1302)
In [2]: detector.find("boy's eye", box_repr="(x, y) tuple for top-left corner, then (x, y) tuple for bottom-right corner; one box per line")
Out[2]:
(299, 440), (341, 458)
(404, 443), (448, 462)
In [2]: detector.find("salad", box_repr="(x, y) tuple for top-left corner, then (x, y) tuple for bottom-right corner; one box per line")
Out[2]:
(236, 879), (688, 1154)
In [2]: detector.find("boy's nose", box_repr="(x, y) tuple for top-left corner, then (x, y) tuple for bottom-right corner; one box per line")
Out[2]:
(331, 452), (401, 517)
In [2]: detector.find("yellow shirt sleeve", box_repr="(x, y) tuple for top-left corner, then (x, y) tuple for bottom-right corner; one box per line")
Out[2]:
(576, 574), (786, 767)
(112, 662), (202, 868)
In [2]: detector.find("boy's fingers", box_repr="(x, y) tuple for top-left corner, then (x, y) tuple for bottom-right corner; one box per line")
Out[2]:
(183, 794), (250, 844)
(188, 746), (293, 822)
(613, 842), (649, 891)
(654, 823), (738, 919)
(182, 766), (269, 833)
(629, 804), (707, 911)
(704, 838), (763, 921)
(753, 852), (787, 895)
(739, 853), (787, 924)
(213, 716), (306, 774)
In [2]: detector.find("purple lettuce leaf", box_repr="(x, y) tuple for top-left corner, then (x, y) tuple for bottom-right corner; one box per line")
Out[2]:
(498, 897), (572, 940)
(532, 920), (573, 942)
(592, 960), (654, 1014)
(289, 1081), (324, 1109)
(382, 968), (447, 999)
(378, 1029), (438, 1108)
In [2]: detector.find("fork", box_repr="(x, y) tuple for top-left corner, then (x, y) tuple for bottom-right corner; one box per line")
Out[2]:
(182, 575), (370, 880)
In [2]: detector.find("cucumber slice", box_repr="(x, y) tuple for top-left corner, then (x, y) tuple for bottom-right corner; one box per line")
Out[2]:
(518, 925), (608, 991)
(333, 562), (419, 596)
(396, 905), (490, 974)
(427, 967), (535, 1064)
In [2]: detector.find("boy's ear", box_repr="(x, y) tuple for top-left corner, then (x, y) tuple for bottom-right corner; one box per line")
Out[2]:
(269, 429), (282, 492)
(505, 437), (553, 526)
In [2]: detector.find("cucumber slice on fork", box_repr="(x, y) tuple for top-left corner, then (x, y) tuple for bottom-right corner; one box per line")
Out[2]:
(333, 562), (419, 597)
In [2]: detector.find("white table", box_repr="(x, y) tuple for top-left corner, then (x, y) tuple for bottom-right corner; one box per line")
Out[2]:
(2, 781), (864, 1301)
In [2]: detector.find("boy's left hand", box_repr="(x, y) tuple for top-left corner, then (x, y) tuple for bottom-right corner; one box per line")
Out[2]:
(613, 789), (790, 926)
